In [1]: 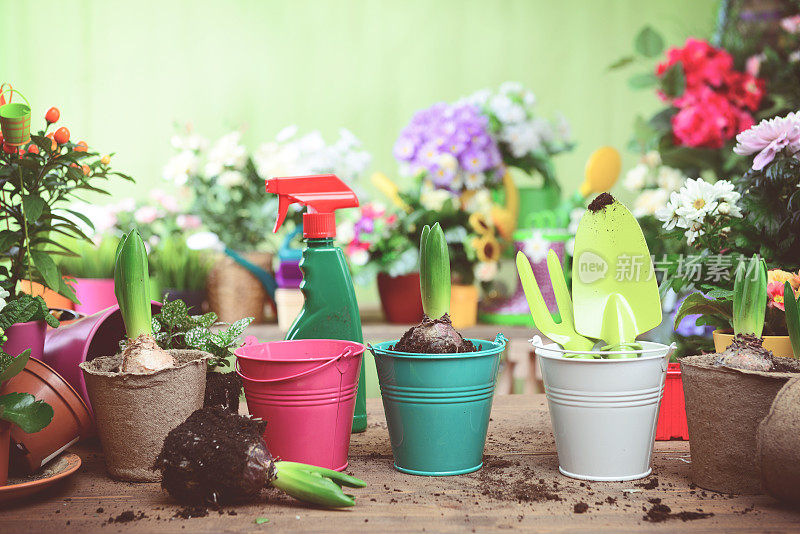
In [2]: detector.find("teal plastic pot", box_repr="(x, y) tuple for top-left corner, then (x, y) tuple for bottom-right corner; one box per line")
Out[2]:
(369, 334), (506, 476)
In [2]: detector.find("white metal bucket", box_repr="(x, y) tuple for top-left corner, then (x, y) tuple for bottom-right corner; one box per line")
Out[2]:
(533, 339), (675, 481)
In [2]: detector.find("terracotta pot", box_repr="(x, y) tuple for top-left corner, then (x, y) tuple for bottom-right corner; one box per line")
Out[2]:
(20, 280), (74, 311)
(758, 377), (800, 505)
(2, 320), (47, 359)
(713, 330), (794, 358)
(0, 357), (93, 473)
(42, 302), (163, 409)
(377, 272), (423, 324)
(450, 284), (478, 329)
(655, 362), (688, 441)
(162, 288), (206, 314)
(80, 349), (211, 481)
(207, 252), (273, 323)
(681, 354), (800, 494)
(0, 421), (9, 486)
(72, 278), (117, 315)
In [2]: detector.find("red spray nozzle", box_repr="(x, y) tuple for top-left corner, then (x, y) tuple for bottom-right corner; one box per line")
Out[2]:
(265, 174), (359, 239)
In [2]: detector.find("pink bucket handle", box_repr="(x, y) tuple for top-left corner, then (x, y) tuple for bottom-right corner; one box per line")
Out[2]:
(236, 346), (354, 383)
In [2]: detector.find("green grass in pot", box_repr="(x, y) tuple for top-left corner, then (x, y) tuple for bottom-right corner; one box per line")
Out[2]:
(393, 223), (475, 354)
(57, 236), (119, 279)
(149, 235), (212, 293)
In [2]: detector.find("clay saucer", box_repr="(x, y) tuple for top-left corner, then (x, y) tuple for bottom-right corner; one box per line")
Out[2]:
(0, 453), (81, 503)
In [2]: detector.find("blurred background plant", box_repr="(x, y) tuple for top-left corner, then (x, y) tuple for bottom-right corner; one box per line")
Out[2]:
(56, 235), (119, 280)
(149, 235), (213, 294)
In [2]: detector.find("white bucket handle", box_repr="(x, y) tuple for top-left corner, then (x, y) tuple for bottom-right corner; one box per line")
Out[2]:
(531, 335), (676, 359)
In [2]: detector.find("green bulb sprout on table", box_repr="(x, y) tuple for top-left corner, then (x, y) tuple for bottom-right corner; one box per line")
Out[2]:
(393, 223), (475, 354)
(783, 281), (800, 360)
(714, 255), (774, 372)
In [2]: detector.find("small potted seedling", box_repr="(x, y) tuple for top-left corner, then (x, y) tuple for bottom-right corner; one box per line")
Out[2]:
(369, 223), (506, 476)
(0, 348), (53, 485)
(155, 406), (365, 507)
(682, 255), (800, 494)
(150, 235), (212, 313)
(80, 230), (211, 482)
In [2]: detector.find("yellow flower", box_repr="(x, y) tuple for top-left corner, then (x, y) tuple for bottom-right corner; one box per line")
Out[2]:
(469, 212), (492, 236)
(472, 234), (501, 262)
(768, 269), (800, 291)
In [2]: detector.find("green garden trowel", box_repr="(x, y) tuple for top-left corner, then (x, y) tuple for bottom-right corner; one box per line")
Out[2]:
(571, 194), (661, 354)
(516, 250), (595, 352)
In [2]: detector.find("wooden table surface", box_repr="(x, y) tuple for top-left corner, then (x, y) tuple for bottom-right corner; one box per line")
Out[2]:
(2, 395), (798, 533)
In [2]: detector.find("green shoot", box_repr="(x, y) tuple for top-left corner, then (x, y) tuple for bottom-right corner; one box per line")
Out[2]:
(271, 461), (366, 508)
(784, 281), (800, 359)
(419, 223), (450, 320)
(114, 230), (152, 339)
(732, 254), (767, 338)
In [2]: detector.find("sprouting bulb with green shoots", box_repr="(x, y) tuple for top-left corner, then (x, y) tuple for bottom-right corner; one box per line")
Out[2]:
(393, 223), (475, 354)
(714, 254), (774, 372)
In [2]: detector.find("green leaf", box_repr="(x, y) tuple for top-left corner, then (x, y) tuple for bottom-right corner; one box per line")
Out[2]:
(22, 195), (46, 223)
(419, 223), (450, 319)
(608, 55), (635, 70)
(673, 292), (733, 331)
(659, 63), (686, 98)
(255, 518), (270, 525)
(634, 26), (664, 58)
(784, 281), (800, 358)
(0, 349), (31, 382)
(628, 73), (658, 89)
(63, 209), (95, 232)
(0, 391), (53, 433)
(0, 230), (19, 254)
(31, 250), (61, 293)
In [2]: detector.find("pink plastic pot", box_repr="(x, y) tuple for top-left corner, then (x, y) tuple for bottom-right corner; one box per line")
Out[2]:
(41, 302), (162, 410)
(235, 339), (365, 471)
(2, 320), (47, 359)
(72, 278), (117, 315)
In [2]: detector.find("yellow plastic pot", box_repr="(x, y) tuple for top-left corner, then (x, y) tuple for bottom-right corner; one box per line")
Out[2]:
(450, 284), (478, 329)
(713, 330), (795, 358)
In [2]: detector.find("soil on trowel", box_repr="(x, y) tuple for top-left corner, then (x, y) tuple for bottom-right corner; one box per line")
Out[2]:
(204, 371), (242, 412)
(393, 314), (475, 354)
(155, 407), (275, 505)
(588, 192), (615, 212)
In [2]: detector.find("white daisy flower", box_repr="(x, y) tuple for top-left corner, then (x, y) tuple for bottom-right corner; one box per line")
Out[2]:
(464, 172), (486, 190)
(162, 150), (199, 185)
(674, 178), (719, 222)
(655, 166), (685, 192)
(523, 232), (550, 264)
(624, 164), (649, 191)
(218, 170), (245, 187)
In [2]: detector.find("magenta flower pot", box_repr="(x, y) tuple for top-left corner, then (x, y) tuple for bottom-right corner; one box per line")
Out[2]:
(2, 320), (47, 359)
(41, 301), (162, 410)
(72, 278), (117, 315)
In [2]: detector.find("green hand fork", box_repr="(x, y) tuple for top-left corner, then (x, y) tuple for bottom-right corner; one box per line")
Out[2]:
(516, 249), (595, 353)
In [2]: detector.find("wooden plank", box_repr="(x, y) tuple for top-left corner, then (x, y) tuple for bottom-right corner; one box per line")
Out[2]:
(0, 396), (798, 532)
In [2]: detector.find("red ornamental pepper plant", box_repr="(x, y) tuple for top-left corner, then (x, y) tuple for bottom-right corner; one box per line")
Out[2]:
(0, 106), (132, 304)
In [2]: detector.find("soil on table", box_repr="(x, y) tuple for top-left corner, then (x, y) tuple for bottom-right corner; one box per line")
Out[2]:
(393, 314), (476, 354)
(154, 406), (275, 505)
(204, 371), (242, 412)
(587, 192), (614, 212)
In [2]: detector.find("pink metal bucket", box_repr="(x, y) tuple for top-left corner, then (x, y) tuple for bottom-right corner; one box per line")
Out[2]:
(235, 339), (365, 472)
(72, 278), (117, 315)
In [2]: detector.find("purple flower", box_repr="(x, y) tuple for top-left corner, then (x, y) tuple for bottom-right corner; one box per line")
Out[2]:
(734, 112), (800, 171)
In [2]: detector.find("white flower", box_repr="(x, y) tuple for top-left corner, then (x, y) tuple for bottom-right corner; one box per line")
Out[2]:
(501, 122), (541, 157)
(643, 151), (662, 168)
(624, 164), (649, 191)
(113, 198), (137, 213)
(474, 261), (499, 282)
(438, 152), (458, 171)
(337, 220), (356, 244)
(791, 50), (800, 63)
(464, 189), (493, 216)
(218, 170), (245, 187)
(523, 232), (550, 263)
(553, 113), (571, 143)
(655, 166), (685, 192)
(531, 117), (555, 145)
(276, 125), (298, 142)
(205, 132), (247, 177)
(674, 178), (719, 222)
(685, 222), (705, 245)
(522, 90), (536, 107)
(162, 150), (199, 186)
(464, 172), (486, 190)
(632, 188), (669, 217)
(420, 187), (454, 211)
(489, 94), (526, 124)
(656, 191), (687, 231)
(170, 133), (208, 152)
(710, 179), (741, 205)
(349, 248), (370, 267)
(0, 287), (9, 312)
(186, 231), (223, 251)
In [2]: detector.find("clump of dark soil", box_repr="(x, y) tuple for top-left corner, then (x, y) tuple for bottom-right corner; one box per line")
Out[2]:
(715, 334), (774, 372)
(573, 502), (589, 513)
(483, 455), (516, 469)
(393, 314), (475, 354)
(588, 192), (614, 212)
(643, 501), (714, 522)
(635, 477), (659, 490)
(204, 371), (242, 412)
(174, 505), (210, 519)
(154, 406), (275, 504)
(108, 511), (147, 523)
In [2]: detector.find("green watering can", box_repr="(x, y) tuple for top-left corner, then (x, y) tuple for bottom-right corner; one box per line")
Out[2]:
(0, 84), (31, 147)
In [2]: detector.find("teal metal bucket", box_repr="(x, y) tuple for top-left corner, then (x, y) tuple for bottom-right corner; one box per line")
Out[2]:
(369, 334), (506, 476)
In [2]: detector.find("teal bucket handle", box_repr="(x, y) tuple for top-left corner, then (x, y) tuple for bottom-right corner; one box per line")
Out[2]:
(236, 346), (354, 383)
(224, 247), (277, 299)
(492, 333), (508, 349)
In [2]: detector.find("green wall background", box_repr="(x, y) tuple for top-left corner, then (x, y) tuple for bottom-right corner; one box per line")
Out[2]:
(1, 0), (718, 206)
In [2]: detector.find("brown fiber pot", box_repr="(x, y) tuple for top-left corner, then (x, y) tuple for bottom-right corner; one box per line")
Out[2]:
(712, 330), (794, 358)
(0, 357), (93, 474)
(377, 272), (423, 324)
(79, 349), (211, 482)
(757, 377), (800, 505)
(207, 252), (273, 323)
(0, 421), (10, 486)
(681, 354), (800, 494)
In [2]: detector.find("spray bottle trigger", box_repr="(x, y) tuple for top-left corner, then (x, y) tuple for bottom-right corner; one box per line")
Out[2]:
(274, 195), (293, 233)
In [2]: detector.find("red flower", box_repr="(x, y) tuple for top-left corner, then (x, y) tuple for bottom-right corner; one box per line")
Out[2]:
(768, 281), (786, 311)
(724, 71), (765, 111)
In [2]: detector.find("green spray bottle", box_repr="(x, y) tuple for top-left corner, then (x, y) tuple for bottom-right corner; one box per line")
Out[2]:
(265, 174), (366, 433)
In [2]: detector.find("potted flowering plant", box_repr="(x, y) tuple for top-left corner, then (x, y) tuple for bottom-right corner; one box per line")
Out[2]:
(1, 101), (130, 360)
(338, 203), (421, 324)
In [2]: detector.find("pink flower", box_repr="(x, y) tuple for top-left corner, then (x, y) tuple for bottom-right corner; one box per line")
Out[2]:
(134, 205), (160, 224)
(781, 15), (800, 34)
(177, 214), (202, 230)
(745, 54), (763, 77)
(768, 281), (786, 311)
(734, 112), (800, 171)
